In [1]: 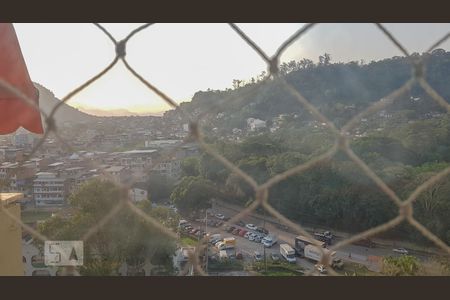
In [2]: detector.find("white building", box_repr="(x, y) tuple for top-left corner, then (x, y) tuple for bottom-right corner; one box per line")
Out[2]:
(11, 128), (35, 148)
(33, 172), (65, 207)
(247, 118), (266, 131)
(118, 149), (156, 170)
(129, 187), (148, 203)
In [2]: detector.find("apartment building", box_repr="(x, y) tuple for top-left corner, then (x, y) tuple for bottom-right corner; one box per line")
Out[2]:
(33, 172), (65, 207)
(152, 159), (181, 179)
(0, 162), (37, 197)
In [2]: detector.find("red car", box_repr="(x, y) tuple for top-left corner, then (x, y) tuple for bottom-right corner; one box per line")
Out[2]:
(238, 229), (247, 237)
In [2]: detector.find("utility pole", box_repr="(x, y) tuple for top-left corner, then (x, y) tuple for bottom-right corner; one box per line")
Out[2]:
(205, 208), (208, 274)
(263, 209), (267, 273)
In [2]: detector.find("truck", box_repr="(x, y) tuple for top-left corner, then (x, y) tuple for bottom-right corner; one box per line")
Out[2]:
(262, 235), (278, 247)
(294, 235), (326, 256)
(216, 237), (236, 251)
(352, 238), (376, 248)
(313, 232), (333, 245)
(304, 244), (344, 270)
(280, 244), (296, 263)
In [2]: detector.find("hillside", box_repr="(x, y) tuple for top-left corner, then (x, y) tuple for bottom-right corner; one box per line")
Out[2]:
(163, 49), (450, 131)
(34, 83), (97, 127)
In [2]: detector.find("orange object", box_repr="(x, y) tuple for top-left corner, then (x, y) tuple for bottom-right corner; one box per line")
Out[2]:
(0, 23), (43, 134)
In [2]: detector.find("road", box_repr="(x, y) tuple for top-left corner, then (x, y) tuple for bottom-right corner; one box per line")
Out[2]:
(181, 202), (441, 274)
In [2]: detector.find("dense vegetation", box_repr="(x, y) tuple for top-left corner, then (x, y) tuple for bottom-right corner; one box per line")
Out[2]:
(168, 50), (450, 246)
(38, 179), (178, 275)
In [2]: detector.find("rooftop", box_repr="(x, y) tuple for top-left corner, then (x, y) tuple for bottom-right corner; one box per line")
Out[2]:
(120, 149), (158, 155)
(0, 193), (24, 206)
(48, 162), (64, 167)
(105, 166), (125, 172)
(35, 172), (57, 177)
(64, 167), (85, 171)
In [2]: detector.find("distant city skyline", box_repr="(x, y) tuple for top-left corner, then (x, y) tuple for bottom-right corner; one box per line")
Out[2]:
(13, 23), (450, 116)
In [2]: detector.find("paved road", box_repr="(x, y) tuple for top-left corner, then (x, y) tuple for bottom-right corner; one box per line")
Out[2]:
(193, 203), (439, 273)
(186, 219), (340, 274)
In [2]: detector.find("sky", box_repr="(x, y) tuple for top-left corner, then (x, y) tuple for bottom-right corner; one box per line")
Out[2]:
(13, 23), (450, 116)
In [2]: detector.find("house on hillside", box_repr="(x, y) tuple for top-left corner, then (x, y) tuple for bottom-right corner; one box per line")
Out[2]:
(247, 118), (266, 131)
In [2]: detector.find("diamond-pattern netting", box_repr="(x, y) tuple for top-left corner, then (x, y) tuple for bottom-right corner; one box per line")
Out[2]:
(1, 23), (449, 276)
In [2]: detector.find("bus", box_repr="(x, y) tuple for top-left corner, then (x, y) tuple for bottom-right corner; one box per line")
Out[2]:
(294, 235), (326, 256)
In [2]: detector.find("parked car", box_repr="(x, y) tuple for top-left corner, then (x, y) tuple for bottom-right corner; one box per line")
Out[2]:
(315, 264), (327, 274)
(248, 233), (256, 241)
(254, 235), (262, 243)
(216, 220), (223, 226)
(238, 229), (248, 237)
(393, 248), (409, 255)
(236, 252), (243, 260)
(223, 216), (231, 221)
(244, 232), (252, 239)
(270, 253), (280, 262)
(190, 228), (199, 235)
(180, 222), (191, 229)
(210, 238), (222, 245)
(232, 228), (240, 235)
(236, 220), (246, 227)
(254, 251), (263, 261)
(183, 226), (193, 231)
(256, 227), (269, 234)
(323, 231), (333, 239)
(215, 213), (225, 220)
(227, 226), (236, 233)
(246, 224), (258, 231)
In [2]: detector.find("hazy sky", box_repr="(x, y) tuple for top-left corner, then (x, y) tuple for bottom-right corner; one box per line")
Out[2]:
(13, 23), (450, 115)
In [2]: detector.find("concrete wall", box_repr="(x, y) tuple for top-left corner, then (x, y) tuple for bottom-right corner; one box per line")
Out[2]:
(0, 193), (23, 275)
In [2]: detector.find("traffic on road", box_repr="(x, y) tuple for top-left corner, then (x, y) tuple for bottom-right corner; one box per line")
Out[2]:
(177, 205), (432, 275)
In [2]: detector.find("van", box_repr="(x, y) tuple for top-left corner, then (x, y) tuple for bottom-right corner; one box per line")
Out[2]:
(280, 244), (296, 263)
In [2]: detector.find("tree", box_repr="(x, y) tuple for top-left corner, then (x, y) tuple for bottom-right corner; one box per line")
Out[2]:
(181, 157), (200, 177)
(232, 79), (243, 89)
(146, 173), (175, 203)
(38, 179), (177, 275)
(383, 255), (450, 276)
(319, 53), (331, 65)
(382, 255), (420, 276)
(170, 176), (216, 217)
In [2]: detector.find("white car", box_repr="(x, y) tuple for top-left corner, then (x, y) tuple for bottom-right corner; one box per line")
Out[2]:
(315, 264), (327, 274)
(248, 233), (256, 241)
(246, 224), (258, 231)
(244, 232), (252, 239)
(393, 248), (409, 255)
(215, 213), (225, 220)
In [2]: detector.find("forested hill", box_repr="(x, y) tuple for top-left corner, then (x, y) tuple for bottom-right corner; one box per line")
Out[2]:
(163, 49), (450, 130)
(165, 50), (450, 246)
